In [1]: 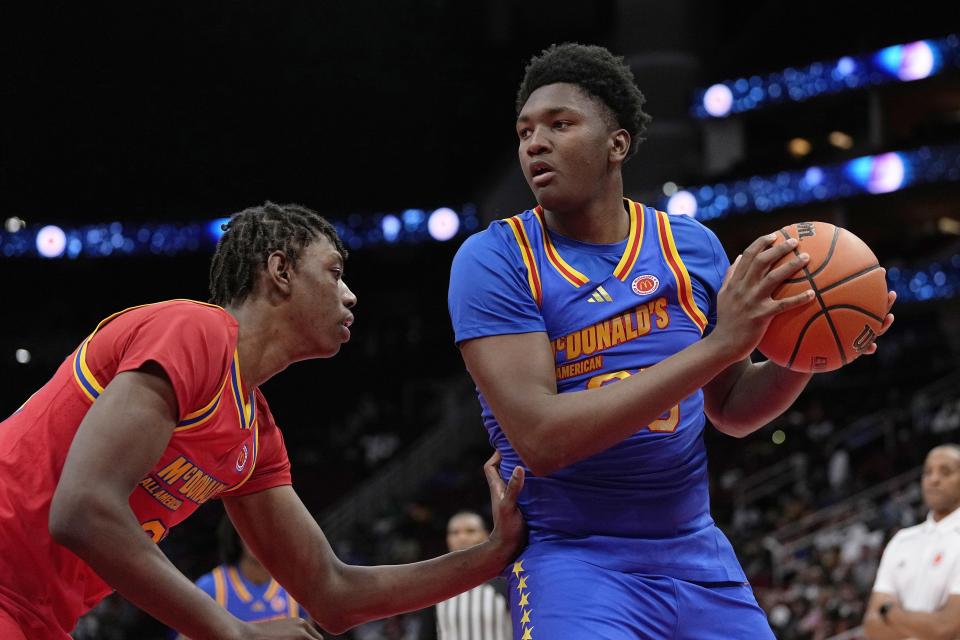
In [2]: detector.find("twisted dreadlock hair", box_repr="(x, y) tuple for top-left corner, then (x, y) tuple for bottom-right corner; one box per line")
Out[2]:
(208, 202), (346, 307)
(516, 43), (653, 160)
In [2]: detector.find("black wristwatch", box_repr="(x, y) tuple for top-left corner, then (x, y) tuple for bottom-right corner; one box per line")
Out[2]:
(879, 602), (895, 623)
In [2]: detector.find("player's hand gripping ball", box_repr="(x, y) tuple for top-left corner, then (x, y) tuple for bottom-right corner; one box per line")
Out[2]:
(757, 221), (889, 373)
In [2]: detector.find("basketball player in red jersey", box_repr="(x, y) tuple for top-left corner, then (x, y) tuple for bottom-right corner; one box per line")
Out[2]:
(0, 202), (525, 640)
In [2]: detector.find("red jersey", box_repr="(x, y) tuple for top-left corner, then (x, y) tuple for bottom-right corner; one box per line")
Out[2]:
(0, 300), (293, 637)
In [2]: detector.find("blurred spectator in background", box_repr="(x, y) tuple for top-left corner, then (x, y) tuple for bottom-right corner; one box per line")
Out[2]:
(863, 444), (960, 639)
(435, 511), (511, 640)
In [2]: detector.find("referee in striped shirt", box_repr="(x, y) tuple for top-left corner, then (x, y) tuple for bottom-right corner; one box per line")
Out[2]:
(436, 511), (512, 640)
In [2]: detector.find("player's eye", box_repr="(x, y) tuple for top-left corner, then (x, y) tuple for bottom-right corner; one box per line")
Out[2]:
(518, 128), (531, 140)
(553, 120), (570, 130)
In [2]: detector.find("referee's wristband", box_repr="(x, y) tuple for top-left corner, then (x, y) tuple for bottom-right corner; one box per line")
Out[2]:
(879, 602), (894, 623)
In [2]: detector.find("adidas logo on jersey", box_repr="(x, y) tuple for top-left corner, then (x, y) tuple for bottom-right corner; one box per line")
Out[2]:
(586, 286), (613, 303)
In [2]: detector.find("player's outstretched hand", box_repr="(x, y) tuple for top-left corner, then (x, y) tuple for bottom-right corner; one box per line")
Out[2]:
(484, 451), (526, 563)
(711, 233), (815, 362)
(241, 617), (324, 639)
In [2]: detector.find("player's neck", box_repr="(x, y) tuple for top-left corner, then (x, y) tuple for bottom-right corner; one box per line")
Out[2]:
(237, 555), (271, 586)
(225, 300), (295, 391)
(540, 181), (628, 244)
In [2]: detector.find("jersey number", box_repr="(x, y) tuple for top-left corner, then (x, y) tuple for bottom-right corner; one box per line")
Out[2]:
(586, 369), (680, 432)
(141, 519), (168, 543)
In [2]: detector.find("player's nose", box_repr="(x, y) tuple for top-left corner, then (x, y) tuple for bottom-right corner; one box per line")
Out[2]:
(525, 126), (550, 155)
(342, 281), (358, 309)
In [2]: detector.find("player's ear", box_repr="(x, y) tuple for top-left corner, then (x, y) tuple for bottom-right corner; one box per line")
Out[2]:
(265, 250), (292, 296)
(609, 129), (630, 164)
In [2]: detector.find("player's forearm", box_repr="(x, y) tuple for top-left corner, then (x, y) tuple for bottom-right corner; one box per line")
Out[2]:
(50, 496), (246, 640)
(508, 335), (739, 475)
(709, 360), (812, 437)
(313, 538), (512, 634)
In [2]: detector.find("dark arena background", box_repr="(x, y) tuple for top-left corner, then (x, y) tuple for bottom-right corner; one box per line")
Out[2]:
(3, 2), (959, 638)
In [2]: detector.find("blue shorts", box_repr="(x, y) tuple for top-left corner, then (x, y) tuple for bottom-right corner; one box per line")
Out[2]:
(506, 555), (773, 640)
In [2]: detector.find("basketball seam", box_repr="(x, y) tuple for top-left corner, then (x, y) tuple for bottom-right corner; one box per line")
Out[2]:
(785, 304), (885, 368)
(780, 227), (846, 369)
(782, 224), (841, 284)
(815, 263), (882, 295)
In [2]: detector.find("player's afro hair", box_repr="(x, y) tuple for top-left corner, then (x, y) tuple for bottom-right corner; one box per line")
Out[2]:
(516, 43), (653, 160)
(208, 201), (346, 307)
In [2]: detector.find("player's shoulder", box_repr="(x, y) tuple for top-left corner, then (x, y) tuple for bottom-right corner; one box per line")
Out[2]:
(648, 205), (721, 245)
(194, 567), (219, 594)
(463, 209), (537, 248)
(136, 300), (236, 338)
(145, 299), (234, 324)
(452, 208), (538, 266)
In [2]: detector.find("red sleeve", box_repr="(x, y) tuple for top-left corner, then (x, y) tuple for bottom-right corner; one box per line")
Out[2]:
(87, 302), (236, 423)
(227, 392), (293, 496)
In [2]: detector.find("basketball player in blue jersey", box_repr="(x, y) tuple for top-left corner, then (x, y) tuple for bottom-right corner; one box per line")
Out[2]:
(175, 518), (307, 639)
(448, 43), (896, 639)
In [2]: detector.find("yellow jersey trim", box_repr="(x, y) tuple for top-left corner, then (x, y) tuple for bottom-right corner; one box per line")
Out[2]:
(613, 200), (644, 281)
(532, 207), (589, 288)
(655, 210), (708, 334)
(505, 215), (543, 308)
(212, 566), (228, 607)
(228, 566), (254, 603)
(264, 579), (281, 601)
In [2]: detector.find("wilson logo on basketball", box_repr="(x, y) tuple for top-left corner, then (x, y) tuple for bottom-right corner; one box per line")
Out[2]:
(631, 275), (659, 296)
(853, 325), (878, 353)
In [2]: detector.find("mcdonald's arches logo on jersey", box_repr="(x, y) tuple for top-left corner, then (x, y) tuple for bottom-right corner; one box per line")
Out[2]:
(631, 274), (660, 296)
(236, 444), (250, 472)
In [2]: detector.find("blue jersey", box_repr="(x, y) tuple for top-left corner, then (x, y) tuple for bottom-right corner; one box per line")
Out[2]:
(195, 565), (303, 623)
(448, 199), (745, 582)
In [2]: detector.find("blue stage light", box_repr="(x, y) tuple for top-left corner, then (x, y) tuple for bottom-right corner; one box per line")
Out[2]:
(692, 35), (958, 119)
(381, 215), (401, 243)
(208, 217), (230, 241)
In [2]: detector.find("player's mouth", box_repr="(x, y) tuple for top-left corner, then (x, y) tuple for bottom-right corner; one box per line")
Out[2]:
(530, 161), (556, 187)
(340, 314), (354, 340)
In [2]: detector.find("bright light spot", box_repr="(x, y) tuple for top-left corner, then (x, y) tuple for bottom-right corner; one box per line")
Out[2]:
(15, 349), (30, 364)
(703, 84), (734, 117)
(402, 209), (425, 231)
(4, 217), (24, 233)
(427, 207), (460, 241)
(836, 56), (856, 76)
(208, 217), (230, 242)
(381, 215), (401, 242)
(867, 152), (906, 194)
(877, 45), (903, 76)
(772, 429), (786, 445)
(846, 155), (874, 186)
(662, 181), (678, 196)
(803, 167), (824, 187)
(36, 225), (67, 258)
(788, 138), (812, 158)
(666, 191), (698, 217)
(899, 41), (936, 81)
(67, 238), (83, 258)
(828, 131), (854, 149)
(937, 217), (960, 236)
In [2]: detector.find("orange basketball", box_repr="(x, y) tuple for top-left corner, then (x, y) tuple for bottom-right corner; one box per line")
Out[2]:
(757, 221), (888, 373)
